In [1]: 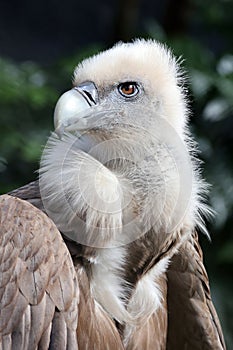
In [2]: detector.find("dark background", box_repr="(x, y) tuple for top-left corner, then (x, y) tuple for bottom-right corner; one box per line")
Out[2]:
(0, 0), (232, 347)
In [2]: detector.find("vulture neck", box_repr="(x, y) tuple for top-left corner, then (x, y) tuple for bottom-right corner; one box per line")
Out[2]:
(65, 226), (189, 325)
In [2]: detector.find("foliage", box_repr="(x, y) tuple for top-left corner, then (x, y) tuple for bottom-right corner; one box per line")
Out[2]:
(0, 45), (101, 191)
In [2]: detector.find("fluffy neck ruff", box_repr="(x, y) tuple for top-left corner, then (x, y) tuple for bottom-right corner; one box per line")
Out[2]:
(39, 111), (209, 323)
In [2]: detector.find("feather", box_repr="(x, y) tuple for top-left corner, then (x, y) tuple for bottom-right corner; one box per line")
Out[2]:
(166, 232), (225, 349)
(0, 195), (79, 348)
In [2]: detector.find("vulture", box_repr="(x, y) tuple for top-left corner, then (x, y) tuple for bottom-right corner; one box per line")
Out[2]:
(0, 39), (226, 349)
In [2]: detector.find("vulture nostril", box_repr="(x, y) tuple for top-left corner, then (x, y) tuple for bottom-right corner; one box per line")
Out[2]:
(75, 81), (98, 106)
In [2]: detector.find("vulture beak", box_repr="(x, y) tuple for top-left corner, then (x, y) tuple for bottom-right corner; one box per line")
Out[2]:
(54, 81), (98, 133)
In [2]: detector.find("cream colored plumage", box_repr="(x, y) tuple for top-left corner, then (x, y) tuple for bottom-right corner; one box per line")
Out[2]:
(0, 39), (226, 349)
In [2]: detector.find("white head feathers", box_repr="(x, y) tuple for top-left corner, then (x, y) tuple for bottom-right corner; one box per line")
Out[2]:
(74, 39), (187, 136)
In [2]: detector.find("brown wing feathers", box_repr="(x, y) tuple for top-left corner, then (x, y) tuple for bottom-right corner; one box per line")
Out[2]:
(166, 232), (226, 349)
(0, 194), (79, 349)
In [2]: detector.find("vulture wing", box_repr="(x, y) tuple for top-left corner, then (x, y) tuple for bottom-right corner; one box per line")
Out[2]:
(167, 232), (226, 349)
(0, 194), (79, 349)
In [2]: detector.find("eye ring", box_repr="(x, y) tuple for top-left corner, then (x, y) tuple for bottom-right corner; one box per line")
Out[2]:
(118, 82), (139, 98)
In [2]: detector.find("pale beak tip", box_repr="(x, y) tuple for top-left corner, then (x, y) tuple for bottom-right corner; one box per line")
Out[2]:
(53, 89), (91, 130)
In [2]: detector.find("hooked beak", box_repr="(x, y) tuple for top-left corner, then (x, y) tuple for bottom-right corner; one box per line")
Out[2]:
(54, 81), (98, 130)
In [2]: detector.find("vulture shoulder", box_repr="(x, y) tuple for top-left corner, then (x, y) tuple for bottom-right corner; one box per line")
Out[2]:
(0, 194), (124, 349)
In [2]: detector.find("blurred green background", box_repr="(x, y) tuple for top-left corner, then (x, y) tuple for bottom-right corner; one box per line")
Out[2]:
(0, 0), (232, 347)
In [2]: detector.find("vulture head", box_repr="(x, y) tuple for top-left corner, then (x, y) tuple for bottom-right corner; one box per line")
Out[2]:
(40, 39), (208, 248)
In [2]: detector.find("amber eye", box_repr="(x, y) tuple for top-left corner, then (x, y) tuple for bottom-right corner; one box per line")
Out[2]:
(118, 82), (139, 98)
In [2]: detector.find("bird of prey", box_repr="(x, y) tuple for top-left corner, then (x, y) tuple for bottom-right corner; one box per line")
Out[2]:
(0, 39), (226, 349)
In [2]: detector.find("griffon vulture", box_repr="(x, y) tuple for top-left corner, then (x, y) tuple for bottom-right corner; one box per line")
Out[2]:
(0, 39), (226, 349)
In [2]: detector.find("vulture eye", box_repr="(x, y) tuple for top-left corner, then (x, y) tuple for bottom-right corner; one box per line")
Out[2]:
(118, 82), (139, 98)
